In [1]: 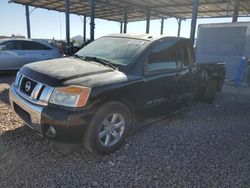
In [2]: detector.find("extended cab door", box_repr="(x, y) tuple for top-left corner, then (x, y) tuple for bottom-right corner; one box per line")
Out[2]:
(141, 40), (183, 117)
(178, 43), (199, 103)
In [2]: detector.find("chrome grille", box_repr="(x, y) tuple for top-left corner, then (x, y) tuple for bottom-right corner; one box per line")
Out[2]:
(20, 76), (37, 96)
(15, 72), (54, 106)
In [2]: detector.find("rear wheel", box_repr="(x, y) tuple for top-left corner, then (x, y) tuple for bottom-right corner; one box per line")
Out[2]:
(202, 79), (218, 104)
(83, 101), (131, 155)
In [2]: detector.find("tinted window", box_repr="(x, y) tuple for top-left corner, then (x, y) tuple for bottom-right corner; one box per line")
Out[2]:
(2, 41), (22, 50)
(22, 41), (51, 50)
(76, 37), (147, 66)
(148, 41), (181, 72)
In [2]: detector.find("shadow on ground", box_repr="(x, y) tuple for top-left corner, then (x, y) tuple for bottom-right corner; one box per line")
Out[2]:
(0, 74), (15, 105)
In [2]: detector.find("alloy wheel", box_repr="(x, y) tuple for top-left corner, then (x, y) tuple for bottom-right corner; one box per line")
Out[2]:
(98, 113), (125, 147)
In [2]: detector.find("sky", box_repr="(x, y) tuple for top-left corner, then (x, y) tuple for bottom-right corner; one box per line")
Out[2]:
(0, 0), (250, 40)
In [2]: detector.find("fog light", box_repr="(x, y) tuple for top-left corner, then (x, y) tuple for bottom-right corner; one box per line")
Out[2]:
(45, 126), (56, 138)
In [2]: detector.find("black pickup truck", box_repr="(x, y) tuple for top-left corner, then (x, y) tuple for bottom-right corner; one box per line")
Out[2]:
(9, 34), (225, 155)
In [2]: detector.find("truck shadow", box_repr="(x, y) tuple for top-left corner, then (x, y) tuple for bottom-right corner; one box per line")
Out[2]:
(0, 73), (15, 105)
(0, 124), (95, 159)
(0, 72), (15, 84)
(0, 96), (194, 160)
(0, 88), (10, 104)
(0, 112), (180, 163)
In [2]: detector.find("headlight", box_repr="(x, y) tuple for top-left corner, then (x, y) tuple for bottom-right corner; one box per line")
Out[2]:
(49, 85), (91, 107)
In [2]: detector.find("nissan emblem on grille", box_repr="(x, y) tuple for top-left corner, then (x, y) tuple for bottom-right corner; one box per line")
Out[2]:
(25, 81), (31, 92)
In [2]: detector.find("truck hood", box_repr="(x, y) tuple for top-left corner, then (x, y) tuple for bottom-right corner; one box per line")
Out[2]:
(21, 57), (128, 87)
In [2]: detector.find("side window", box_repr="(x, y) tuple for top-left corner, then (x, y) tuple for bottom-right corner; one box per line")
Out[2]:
(3, 41), (14, 50)
(2, 41), (22, 50)
(147, 42), (181, 72)
(22, 41), (51, 50)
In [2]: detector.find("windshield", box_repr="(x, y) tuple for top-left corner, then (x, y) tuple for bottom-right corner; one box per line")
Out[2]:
(76, 37), (148, 66)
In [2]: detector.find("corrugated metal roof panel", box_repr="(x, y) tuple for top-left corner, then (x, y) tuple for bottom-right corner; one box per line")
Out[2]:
(10, 0), (250, 22)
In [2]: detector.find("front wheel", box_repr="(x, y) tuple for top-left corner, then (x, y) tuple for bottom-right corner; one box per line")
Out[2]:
(83, 101), (131, 155)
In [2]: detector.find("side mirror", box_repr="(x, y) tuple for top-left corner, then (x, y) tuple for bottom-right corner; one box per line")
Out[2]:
(0, 45), (6, 50)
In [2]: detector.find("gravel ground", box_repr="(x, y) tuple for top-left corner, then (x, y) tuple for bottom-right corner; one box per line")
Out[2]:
(0, 74), (250, 188)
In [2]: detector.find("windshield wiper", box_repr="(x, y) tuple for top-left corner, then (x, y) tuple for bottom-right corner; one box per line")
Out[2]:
(73, 54), (86, 61)
(84, 56), (118, 70)
(73, 54), (118, 70)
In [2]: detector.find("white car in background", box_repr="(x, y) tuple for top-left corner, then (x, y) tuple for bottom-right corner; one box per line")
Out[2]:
(0, 38), (62, 71)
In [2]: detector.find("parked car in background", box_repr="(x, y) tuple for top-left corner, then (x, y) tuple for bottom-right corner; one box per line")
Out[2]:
(0, 38), (62, 71)
(9, 34), (225, 155)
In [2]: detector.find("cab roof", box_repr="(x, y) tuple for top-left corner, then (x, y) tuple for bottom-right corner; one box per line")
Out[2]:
(102, 34), (190, 43)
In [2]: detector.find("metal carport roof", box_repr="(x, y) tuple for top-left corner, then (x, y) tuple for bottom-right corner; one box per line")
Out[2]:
(10, 0), (250, 22)
(9, 0), (250, 55)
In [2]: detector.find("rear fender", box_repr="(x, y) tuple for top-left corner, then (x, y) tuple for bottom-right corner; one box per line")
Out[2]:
(200, 68), (223, 92)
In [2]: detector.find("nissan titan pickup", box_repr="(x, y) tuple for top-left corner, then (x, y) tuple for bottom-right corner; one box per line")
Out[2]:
(9, 34), (225, 155)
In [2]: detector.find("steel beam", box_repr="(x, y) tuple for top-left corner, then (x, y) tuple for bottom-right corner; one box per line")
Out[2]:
(123, 10), (127, 33)
(25, 5), (31, 38)
(90, 0), (95, 41)
(83, 15), (86, 43)
(160, 18), (164, 35)
(233, 0), (240, 22)
(64, 0), (70, 55)
(190, 0), (199, 44)
(177, 19), (182, 37)
(146, 10), (150, 34)
(120, 22), (123, 34)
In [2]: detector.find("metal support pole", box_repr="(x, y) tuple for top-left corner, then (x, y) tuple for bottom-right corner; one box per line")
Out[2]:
(190, 0), (199, 44)
(120, 22), (123, 34)
(90, 0), (95, 41)
(64, 0), (70, 55)
(25, 5), (31, 38)
(177, 19), (182, 37)
(233, 0), (240, 22)
(123, 10), (127, 33)
(83, 15), (86, 43)
(146, 10), (150, 34)
(160, 18), (164, 35)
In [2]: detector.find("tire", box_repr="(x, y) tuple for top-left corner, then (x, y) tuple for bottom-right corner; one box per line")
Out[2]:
(202, 79), (218, 104)
(83, 101), (131, 155)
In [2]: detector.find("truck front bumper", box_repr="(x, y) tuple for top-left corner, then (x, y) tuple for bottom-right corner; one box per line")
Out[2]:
(9, 84), (94, 143)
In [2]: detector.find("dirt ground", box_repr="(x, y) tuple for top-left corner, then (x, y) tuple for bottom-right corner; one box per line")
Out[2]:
(0, 74), (250, 187)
